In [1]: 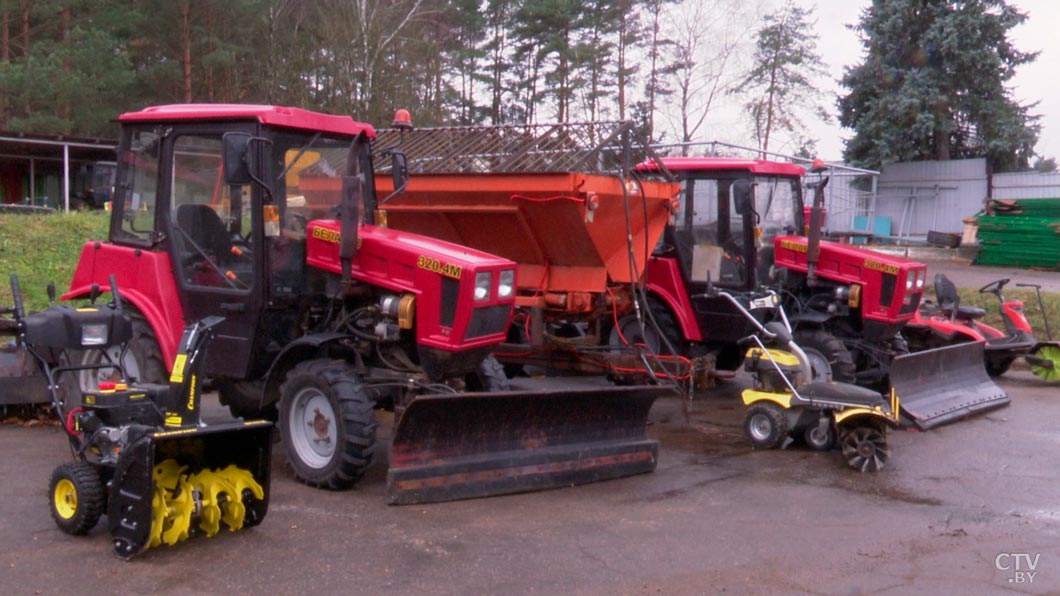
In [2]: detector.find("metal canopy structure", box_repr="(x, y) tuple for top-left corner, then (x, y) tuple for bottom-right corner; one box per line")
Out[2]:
(0, 130), (116, 210)
(373, 121), (651, 175)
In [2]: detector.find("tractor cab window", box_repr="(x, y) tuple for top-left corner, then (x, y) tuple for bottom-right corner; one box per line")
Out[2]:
(170, 134), (254, 291)
(117, 129), (163, 243)
(756, 175), (800, 241)
(265, 132), (369, 298)
(683, 177), (746, 286)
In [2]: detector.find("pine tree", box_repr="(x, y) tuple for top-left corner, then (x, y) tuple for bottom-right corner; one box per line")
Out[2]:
(838, 0), (1039, 171)
(735, 1), (829, 154)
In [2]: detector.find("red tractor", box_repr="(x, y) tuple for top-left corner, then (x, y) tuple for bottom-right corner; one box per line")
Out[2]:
(632, 157), (1007, 429)
(61, 104), (662, 504)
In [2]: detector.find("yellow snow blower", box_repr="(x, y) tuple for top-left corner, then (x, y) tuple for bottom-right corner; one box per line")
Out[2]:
(3, 275), (272, 558)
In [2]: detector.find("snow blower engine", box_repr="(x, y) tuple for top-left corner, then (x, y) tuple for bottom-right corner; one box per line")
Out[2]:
(3, 275), (272, 559)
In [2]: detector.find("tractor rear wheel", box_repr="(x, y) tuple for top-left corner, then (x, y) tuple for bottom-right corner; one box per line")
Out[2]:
(279, 359), (377, 490)
(793, 329), (856, 383)
(217, 380), (277, 421)
(48, 462), (104, 535)
(743, 402), (789, 449)
(75, 310), (166, 392)
(608, 299), (685, 356)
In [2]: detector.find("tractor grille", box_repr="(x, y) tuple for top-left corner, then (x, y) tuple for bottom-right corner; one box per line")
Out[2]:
(466, 305), (510, 339)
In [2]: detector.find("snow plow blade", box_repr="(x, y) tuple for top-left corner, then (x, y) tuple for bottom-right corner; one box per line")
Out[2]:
(386, 385), (670, 505)
(108, 420), (272, 559)
(890, 342), (1009, 430)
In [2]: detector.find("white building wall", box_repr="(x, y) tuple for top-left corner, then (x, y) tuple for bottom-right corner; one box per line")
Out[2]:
(992, 171), (1060, 200)
(875, 158), (988, 236)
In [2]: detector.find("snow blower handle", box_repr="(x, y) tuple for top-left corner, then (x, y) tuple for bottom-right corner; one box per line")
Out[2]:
(9, 274), (25, 321)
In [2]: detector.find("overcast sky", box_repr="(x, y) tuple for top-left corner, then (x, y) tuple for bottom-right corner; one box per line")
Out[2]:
(806, 0), (1058, 164)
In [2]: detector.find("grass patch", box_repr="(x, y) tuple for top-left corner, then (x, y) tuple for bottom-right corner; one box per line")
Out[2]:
(0, 211), (109, 312)
(946, 287), (1060, 340)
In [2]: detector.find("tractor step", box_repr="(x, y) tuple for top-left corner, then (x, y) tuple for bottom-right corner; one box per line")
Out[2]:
(386, 385), (670, 505)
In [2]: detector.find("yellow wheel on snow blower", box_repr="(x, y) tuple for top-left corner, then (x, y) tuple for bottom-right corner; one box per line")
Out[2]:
(49, 462), (104, 535)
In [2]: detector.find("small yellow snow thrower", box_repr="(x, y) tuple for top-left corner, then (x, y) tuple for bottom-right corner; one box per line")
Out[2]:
(3, 275), (272, 558)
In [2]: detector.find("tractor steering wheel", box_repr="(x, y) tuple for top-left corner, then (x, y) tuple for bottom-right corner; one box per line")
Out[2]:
(175, 227), (246, 290)
(978, 278), (1010, 296)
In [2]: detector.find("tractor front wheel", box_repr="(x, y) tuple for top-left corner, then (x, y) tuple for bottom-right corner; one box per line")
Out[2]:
(984, 356), (1015, 378)
(743, 402), (789, 449)
(48, 462), (104, 535)
(279, 360), (377, 490)
(466, 355), (511, 392)
(792, 329), (856, 383)
(802, 420), (836, 451)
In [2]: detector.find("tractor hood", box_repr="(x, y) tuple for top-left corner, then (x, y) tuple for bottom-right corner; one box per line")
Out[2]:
(773, 235), (928, 325)
(306, 220), (517, 353)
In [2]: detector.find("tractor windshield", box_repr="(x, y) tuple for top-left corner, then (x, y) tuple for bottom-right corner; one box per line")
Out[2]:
(264, 131), (373, 299)
(268, 131), (372, 238)
(755, 175), (802, 242)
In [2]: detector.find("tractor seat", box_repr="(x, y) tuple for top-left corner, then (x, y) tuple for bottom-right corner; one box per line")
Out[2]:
(799, 381), (884, 408)
(933, 273), (985, 321)
(943, 305), (987, 321)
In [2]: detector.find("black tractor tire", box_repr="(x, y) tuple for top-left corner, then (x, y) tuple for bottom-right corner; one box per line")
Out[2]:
(217, 380), (278, 421)
(984, 356), (1014, 378)
(75, 310), (166, 392)
(802, 420), (836, 452)
(466, 354), (511, 392)
(48, 462), (104, 535)
(839, 422), (889, 472)
(608, 299), (685, 356)
(743, 402), (789, 450)
(792, 328), (856, 383)
(279, 359), (377, 490)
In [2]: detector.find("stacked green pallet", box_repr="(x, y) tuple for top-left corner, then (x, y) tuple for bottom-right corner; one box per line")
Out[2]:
(974, 198), (1060, 269)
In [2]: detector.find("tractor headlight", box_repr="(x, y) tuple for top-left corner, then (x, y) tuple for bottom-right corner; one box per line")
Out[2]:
(906, 270), (916, 290)
(81, 324), (108, 346)
(498, 269), (515, 299)
(474, 271), (492, 301)
(917, 269), (926, 288)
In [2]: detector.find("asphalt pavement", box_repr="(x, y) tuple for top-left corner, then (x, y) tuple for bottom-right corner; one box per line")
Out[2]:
(1, 366), (1058, 595)
(2, 257), (1059, 594)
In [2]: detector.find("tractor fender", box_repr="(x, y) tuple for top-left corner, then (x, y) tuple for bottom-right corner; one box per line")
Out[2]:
(262, 333), (350, 407)
(741, 388), (794, 408)
(645, 257), (702, 342)
(63, 284), (183, 370)
(920, 316), (986, 343)
(834, 408), (897, 429)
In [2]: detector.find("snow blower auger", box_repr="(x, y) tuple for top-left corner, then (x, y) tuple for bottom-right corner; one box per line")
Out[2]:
(4, 275), (272, 558)
(712, 289), (901, 472)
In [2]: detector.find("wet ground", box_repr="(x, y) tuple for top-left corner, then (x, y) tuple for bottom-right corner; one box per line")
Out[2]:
(1, 368), (1057, 595)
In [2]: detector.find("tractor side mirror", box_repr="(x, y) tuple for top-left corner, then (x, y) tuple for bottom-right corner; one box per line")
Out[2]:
(391, 151), (409, 194)
(222, 132), (253, 185)
(732, 179), (753, 216)
(339, 175), (361, 261)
